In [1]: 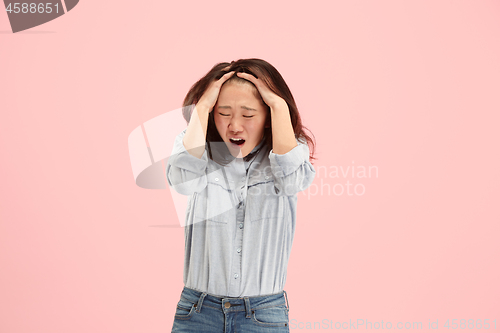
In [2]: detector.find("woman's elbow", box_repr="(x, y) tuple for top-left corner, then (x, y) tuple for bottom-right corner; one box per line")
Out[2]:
(166, 169), (207, 195)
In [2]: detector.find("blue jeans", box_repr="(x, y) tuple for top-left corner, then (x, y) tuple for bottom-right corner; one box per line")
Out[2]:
(171, 287), (290, 333)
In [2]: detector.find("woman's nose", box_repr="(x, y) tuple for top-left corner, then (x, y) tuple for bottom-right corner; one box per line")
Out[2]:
(229, 118), (243, 132)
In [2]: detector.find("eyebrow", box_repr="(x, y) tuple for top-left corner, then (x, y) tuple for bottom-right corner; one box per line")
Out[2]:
(217, 106), (257, 111)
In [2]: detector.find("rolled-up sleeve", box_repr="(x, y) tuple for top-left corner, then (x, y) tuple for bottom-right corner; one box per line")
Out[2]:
(268, 139), (316, 196)
(166, 129), (208, 195)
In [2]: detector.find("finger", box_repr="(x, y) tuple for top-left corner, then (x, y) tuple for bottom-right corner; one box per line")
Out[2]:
(237, 72), (267, 92)
(236, 72), (256, 83)
(214, 71), (235, 86)
(208, 71), (232, 89)
(237, 72), (262, 89)
(219, 71), (235, 81)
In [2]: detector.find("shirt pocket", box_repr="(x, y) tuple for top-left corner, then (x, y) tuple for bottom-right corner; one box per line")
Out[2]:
(193, 169), (236, 224)
(247, 169), (283, 222)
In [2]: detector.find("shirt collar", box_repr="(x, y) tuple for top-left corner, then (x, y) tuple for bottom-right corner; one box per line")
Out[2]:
(251, 137), (265, 153)
(243, 137), (266, 162)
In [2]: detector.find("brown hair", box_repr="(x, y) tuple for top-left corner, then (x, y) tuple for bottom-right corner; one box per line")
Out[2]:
(182, 58), (316, 163)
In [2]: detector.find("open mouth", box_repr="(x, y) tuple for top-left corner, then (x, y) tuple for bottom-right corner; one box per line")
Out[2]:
(229, 138), (246, 146)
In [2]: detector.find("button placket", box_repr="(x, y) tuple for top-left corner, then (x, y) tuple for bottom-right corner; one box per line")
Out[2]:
(228, 158), (248, 296)
(229, 192), (245, 296)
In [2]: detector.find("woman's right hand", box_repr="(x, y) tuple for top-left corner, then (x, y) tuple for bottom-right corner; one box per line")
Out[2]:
(196, 71), (235, 112)
(183, 70), (234, 159)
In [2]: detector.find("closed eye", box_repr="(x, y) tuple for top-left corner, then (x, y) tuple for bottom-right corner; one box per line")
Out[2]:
(218, 113), (253, 118)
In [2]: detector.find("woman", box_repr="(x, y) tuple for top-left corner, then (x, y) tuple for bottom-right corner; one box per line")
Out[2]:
(166, 58), (316, 332)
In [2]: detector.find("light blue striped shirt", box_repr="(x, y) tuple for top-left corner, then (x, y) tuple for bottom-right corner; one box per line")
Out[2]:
(166, 129), (315, 297)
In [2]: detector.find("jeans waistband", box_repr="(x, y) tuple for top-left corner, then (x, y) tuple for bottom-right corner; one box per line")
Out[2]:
(179, 287), (289, 318)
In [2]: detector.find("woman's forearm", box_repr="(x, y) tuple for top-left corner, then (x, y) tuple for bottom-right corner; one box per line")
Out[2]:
(270, 101), (298, 155)
(182, 104), (211, 159)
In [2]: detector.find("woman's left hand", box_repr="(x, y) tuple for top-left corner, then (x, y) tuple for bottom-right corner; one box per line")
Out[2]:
(236, 72), (287, 109)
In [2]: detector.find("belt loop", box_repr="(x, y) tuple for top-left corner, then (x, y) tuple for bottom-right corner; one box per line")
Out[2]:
(196, 292), (207, 313)
(244, 297), (252, 318)
(283, 290), (289, 311)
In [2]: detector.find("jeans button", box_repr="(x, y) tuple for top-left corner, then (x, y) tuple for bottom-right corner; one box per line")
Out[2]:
(224, 302), (231, 309)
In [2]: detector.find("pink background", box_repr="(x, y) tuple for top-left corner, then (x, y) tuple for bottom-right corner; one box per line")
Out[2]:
(1, 1), (499, 332)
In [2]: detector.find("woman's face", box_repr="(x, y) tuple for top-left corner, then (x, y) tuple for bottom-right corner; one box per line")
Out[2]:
(214, 81), (269, 158)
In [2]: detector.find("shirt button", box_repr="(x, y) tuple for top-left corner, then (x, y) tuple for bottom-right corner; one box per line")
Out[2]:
(215, 177), (219, 181)
(265, 176), (270, 179)
(239, 223), (243, 229)
(236, 248), (241, 253)
(241, 177), (245, 181)
(234, 274), (239, 279)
